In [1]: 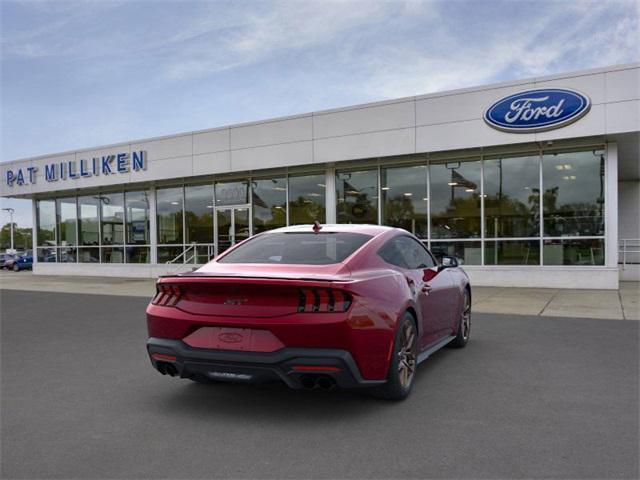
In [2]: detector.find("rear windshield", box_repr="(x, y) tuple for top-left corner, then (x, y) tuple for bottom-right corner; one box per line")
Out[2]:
(218, 232), (372, 265)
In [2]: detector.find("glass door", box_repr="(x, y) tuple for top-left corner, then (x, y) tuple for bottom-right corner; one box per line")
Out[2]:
(215, 206), (251, 256)
(216, 208), (233, 256)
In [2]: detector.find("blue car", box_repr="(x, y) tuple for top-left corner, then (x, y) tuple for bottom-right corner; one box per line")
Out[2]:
(13, 252), (33, 271)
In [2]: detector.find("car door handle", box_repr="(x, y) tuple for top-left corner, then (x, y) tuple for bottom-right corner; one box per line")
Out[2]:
(421, 284), (433, 294)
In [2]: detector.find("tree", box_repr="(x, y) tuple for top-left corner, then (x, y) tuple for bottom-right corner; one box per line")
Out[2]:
(0, 223), (32, 251)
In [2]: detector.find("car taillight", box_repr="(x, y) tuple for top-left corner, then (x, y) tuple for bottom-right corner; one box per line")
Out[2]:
(297, 288), (352, 313)
(151, 284), (183, 307)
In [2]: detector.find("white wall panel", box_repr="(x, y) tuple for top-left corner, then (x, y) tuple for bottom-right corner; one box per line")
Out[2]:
(416, 119), (535, 152)
(534, 72), (606, 105)
(606, 68), (640, 103)
(230, 116), (312, 150)
(230, 141), (312, 172)
(193, 128), (230, 154)
(131, 134), (192, 161)
(606, 100), (640, 134)
(535, 104), (606, 142)
(314, 128), (415, 163)
(193, 151), (231, 176)
(314, 101), (414, 139)
(132, 156), (193, 182)
(416, 85), (532, 126)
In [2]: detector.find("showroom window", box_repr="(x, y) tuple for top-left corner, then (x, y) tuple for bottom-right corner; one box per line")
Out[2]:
(252, 177), (286, 234)
(541, 148), (605, 266)
(125, 190), (151, 263)
(484, 155), (540, 238)
(36, 199), (57, 262)
(215, 180), (248, 206)
(542, 150), (605, 238)
(56, 197), (77, 263)
(381, 165), (429, 238)
(288, 173), (326, 225)
(77, 195), (100, 263)
(336, 169), (378, 225)
(430, 159), (481, 239)
(156, 186), (184, 263)
(100, 192), (124, 263)
(185, 184), (214, 263)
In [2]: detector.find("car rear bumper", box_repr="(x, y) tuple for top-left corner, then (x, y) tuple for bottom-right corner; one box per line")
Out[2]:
(147, 337), (386, 389)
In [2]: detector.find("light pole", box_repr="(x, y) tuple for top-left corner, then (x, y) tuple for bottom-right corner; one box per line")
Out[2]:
(2, 207), (15, 251)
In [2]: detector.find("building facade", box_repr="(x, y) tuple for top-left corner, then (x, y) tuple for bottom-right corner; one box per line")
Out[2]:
(2, 63), (639, 289)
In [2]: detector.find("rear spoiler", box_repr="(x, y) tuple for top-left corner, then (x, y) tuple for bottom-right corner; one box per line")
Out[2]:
(157, 273), (353, 284)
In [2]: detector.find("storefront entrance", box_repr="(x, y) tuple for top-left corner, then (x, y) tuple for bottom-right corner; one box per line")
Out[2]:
(215, 205), (250, 256)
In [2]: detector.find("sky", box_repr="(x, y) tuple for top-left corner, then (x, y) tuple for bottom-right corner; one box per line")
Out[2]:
(1, 0), (639, 228)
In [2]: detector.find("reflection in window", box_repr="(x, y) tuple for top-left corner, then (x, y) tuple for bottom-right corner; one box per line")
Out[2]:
(430, 241), (482, 265)
(101, 246), (124, 263)
(484, 155), (540, 238)
(58, 246), (76, 263)
(37, 247), (57, 262)
(158, 246), (183, 263)
(78, 196), (100, 246)
(37, 200), (56, 246)
(543, 150), (605, 237)
(157, 187), (183, 244)
(336, 170), (378, 224)
(288, 174), (326, 225)
(126, 246), (150, 264)
(252, 177), (286, 234)
(430, 160), (481, 239)
(381, 165), (428, 238)
(543, 238), (604, 265)
(56, 198), (77, 246)
(125, 191), (150, 245)
(78, 247), (99, 263)
(215, 181), (248, 206)
(185, 184), (213, 243)
(485, 240), (540, 265)
(100, 192), (124, 245)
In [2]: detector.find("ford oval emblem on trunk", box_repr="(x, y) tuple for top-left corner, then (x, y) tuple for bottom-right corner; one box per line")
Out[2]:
(484, 88), (591, 133)
(218, 332), (243, 343)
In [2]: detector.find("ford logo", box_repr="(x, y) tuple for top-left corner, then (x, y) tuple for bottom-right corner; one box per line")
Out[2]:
(484, 88), (591, 133)
(218, 332), (243, 343)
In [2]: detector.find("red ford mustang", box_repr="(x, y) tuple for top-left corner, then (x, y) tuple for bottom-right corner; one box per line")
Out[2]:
(147, 224), (471, 400)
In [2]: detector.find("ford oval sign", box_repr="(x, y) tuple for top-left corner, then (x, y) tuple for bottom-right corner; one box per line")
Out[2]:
(484, 88), (591, 133)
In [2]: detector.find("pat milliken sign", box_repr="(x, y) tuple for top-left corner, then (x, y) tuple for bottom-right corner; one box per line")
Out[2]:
(5, 151), (147, 187)
(484, 88), (591, 133)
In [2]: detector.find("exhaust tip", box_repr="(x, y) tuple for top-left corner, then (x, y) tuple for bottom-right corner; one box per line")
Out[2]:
(316, 375), (336, 391)
(156, 361), (178, 377)
(300, 375), (316, 390)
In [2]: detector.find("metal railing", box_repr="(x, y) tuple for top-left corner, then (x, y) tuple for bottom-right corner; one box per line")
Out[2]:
(166, 244), (216, 265)
(619, 239), (640, 269)
(166, 244), (197, 265)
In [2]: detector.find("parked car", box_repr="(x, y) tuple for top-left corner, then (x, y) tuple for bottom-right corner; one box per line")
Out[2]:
(2, 253), (17, 270)
(12, 252), (33, 271)
(146, 224), (471, 400)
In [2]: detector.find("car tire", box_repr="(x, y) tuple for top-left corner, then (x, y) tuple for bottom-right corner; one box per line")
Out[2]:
(13, 264), (19, 272)
(370, 312), (418, 401)
(448, 288), (471, 349)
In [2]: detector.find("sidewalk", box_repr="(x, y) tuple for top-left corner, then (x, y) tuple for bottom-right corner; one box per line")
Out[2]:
(1, 271), (638, 320)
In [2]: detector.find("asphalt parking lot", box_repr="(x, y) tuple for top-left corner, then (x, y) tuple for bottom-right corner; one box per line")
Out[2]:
(1, 289), (638, 479)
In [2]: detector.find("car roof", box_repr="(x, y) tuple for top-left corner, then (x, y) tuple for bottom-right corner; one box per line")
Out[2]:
(267, 224), (397, 236)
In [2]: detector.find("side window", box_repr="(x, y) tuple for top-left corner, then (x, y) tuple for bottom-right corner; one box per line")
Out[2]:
(400, 237), (434, 269)
(379, 236), (437, 270)
(378, 238), (409, 269)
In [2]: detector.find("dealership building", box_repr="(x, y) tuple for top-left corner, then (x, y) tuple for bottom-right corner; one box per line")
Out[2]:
(1, 63), (638, 289)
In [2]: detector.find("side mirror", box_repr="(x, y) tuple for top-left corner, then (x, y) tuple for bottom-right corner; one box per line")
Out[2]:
(439, 255), (459, 270)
